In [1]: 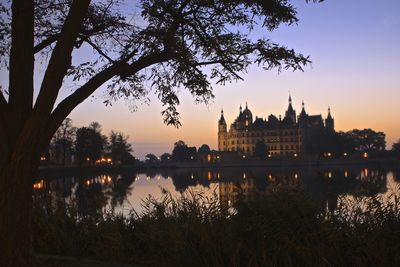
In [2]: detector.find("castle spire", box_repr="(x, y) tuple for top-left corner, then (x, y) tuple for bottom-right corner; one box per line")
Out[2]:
(325, 106), (334, 131)
(327, 106), (333, 119)
(289, 92), (292, 104)
(299, 100), (307, 118)
(219, 108), (226, 125)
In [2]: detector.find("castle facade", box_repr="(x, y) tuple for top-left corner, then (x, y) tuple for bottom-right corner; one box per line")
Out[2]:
(218, 95), (334, 156)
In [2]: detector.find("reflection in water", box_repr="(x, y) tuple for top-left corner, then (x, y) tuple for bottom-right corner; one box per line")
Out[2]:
(33, 166), (398, 216)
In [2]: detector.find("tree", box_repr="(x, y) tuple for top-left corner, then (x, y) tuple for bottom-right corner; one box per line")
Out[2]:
(307, 130), (357, 157)
(347, 129), (386, 152)
(392, 140), (400, 158)
(0, 0), (321, 265)
(198, 144), (211, 154)
(50, 118), (77, 166)
(75, 123), (107, 166)
(145, 153), (159, 164)
(254, 141), (268, 158)
(160, 153), (172, 163)
(108, 131), (133, 165)
(172, 140), (189, 161)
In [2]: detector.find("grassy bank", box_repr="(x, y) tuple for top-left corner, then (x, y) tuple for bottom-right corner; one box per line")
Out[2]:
(33, 189), (400, 266)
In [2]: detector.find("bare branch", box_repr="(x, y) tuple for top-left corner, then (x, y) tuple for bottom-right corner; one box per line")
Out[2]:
(81, 35), (115, 63)
(33, 34), (59, 54)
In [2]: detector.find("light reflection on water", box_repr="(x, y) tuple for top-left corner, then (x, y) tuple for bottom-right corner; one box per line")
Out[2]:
(33, 166), (400, 216)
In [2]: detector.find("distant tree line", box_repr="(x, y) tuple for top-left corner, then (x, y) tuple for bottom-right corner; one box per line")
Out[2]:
(306, 128), (387, 157)
(144, 141), (211, 164)
(46, 118), (134, 166)
(144, 127), (398, 164)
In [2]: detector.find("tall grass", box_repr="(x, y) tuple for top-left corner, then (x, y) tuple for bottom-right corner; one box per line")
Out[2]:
(33, 188), (400, 266)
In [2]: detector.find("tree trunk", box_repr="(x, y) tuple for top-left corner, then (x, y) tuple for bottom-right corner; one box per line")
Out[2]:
(0, 150), (38, 267)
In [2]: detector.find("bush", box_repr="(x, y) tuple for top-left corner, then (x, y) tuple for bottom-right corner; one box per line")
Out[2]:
(33, 188), (400, 266)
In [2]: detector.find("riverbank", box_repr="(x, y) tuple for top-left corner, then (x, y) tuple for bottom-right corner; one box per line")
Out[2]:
(166, 157), (399, 169)
(38, 157), (398, 175)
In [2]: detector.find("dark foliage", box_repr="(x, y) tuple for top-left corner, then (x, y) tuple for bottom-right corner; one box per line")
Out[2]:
(75, 123), (107, 165)
(33, 189), (400, 266)
(108, 131), (134, 165)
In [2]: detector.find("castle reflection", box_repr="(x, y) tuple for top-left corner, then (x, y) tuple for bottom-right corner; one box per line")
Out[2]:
(33, 166), (398, 216)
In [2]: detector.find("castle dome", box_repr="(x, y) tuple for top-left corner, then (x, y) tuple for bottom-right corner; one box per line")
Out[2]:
(242, 102), (252, 120)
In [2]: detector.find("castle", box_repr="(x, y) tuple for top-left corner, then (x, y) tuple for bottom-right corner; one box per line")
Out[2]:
(218, 95), (334, 156)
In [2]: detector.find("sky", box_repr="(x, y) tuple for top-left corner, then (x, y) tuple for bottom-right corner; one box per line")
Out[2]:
(2, 0), (400, 159)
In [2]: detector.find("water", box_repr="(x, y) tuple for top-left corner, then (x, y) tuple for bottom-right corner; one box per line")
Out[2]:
(33, 166), (400, 216)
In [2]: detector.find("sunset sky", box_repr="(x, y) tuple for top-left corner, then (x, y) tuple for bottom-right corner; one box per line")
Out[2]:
(72, 0), (400, 159)
(2, 0), (400, 159)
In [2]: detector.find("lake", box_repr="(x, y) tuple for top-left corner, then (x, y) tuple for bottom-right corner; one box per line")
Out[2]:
(33, 165), (400, 216)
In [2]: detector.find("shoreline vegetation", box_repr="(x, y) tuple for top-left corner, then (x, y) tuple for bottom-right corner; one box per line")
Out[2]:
(38, 157), (399, 174)
(34, 158), (400, 266)
(33, 187), (400, 266)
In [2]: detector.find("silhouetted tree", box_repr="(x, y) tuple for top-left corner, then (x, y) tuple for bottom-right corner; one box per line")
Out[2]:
(50, 118), (76, 166)
(188, 146), (197, 161)
(347, 129), (386, 152)
(254, 141), (268, 158)
(108, 131), (133, 165)
(75, 123), (106, 165)
(0, 0), (322, 265)
(198, 144), (211, 154)
(160, 153), (172, 163)
(172, 140), (189, 161)
(145, 153), (159, 164)
(392, 140), (400, 158)
(172, 140), (197, 161)
(320, 131), (357, 156)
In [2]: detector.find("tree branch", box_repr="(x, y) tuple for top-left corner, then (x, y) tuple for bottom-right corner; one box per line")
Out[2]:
(33, 0), (91, 118)
(81, 35), (115, 63)
(46, 50), (174, 141)
(46, 64), (118, 141)
(33, 34), (59, 54)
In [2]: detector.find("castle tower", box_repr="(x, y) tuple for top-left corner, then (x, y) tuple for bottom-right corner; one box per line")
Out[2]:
(298, 100), (308, 128)
(218, 109), (228, 151)
(242, 102), (253, 127)
(284, 93), (296, 124)
(325, 106), (334, 131)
